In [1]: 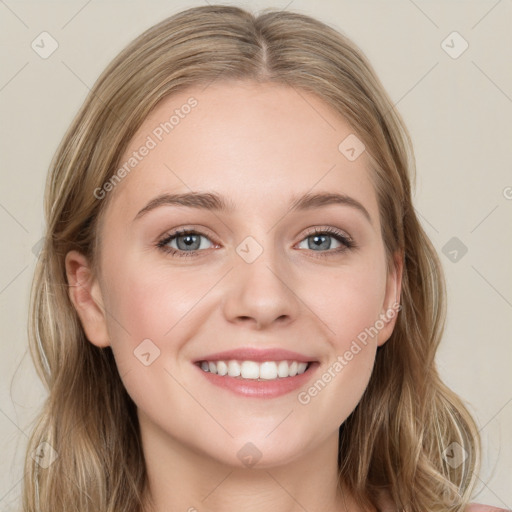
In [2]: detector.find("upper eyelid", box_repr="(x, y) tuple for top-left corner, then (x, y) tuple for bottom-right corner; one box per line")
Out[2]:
(160, 226), (219, 245)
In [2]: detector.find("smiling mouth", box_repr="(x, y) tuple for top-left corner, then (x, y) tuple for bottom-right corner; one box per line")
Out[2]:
(195, 359), (313, 381)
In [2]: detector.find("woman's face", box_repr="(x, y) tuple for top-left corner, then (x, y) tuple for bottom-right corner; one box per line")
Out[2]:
(67, 80), (401, 468)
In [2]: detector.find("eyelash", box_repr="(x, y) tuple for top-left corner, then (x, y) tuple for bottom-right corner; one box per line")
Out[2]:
(156, 226), (356, 259)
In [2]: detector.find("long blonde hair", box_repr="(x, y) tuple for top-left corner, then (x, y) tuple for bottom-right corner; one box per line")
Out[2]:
(23, 5), (480, 511)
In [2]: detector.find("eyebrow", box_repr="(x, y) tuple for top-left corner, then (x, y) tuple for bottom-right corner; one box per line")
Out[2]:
(133, 191), (372, 224)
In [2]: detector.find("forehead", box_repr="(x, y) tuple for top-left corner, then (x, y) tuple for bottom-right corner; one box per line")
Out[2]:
(105, 80), (379, 225)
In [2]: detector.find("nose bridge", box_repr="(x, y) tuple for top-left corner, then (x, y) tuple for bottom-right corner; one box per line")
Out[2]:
(222, 232), (300, 328)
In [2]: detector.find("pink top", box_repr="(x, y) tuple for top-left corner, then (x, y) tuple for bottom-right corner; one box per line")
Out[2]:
(465, 505), (511, 512)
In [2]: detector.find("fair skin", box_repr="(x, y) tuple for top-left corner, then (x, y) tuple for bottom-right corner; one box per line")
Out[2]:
(65, 80), (404, 512)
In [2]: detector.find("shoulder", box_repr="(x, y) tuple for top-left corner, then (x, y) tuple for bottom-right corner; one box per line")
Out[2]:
(465, 503), (511, 512)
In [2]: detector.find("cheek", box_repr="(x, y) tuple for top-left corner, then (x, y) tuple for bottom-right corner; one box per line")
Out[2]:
(297, 285), (382, 428)
(100, 256), (214, 364)
(304, 255), (387, 348)
(294, 254), (387, 412)
(98, 260), (209, 416)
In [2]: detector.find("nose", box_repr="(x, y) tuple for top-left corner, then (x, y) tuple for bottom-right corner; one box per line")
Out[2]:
(222, 243), (301, 330)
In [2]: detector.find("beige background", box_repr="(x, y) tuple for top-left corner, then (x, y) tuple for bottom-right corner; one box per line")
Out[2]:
(0, 0), (511, 509)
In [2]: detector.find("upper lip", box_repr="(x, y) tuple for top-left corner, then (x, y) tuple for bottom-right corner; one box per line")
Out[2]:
(194, 348), (317, 364)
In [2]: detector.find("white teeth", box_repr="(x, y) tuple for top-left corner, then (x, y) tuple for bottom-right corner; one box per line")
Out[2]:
(240, 361), (259, 379)
(259, 361), (278, 380)
(277, 360), (289, 377)
(198, 360), (311, 380)
(216, 360), (228, 376)
(297, 362), (307, 374)
(227, 360), (241, 377)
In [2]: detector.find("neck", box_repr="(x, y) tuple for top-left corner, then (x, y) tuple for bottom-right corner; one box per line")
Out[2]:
(138, 409), (361, 512)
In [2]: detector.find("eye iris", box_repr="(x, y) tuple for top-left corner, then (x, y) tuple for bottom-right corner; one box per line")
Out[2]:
(177, 233), (200, 251)
(310, 234), (331, 250)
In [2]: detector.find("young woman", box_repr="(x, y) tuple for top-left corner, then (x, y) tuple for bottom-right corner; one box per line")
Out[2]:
(22, 5), (507, 512)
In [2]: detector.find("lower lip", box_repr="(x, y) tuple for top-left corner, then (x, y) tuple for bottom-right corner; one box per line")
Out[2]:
(194, 362), (319, 398)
